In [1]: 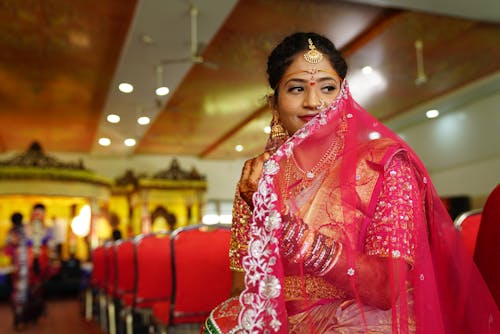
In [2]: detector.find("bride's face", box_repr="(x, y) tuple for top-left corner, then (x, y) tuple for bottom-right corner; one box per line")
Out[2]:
(274, 53), (342, 135)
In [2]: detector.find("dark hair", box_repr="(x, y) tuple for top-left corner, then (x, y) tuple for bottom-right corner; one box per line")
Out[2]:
(267, 32), (348, 99)
(33, 203), (46, 211)
(11, 212), (23, 227)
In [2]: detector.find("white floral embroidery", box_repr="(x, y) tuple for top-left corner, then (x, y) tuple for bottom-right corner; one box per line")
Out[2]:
(259, 275), (281, 299)
(264, 160), (279, 175)
(284, 143), (294, 158)
(347, 267), (355, 276)
(264, 210), (281, 231)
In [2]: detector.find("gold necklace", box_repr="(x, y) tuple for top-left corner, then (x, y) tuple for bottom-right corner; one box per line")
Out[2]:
(281, 116), (347, 201)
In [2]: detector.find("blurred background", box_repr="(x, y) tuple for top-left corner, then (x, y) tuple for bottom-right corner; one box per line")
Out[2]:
(0, 0), (498, 332)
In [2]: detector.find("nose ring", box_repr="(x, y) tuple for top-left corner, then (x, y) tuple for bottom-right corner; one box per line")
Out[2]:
(315, 99), (327, 110)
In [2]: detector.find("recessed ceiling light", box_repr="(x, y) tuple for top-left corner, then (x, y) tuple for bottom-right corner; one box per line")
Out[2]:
(362, 66), (373, 75)
(426, 109), (440, 119)
(155, 86), (170, 96)
(118, 83), (134, 93)
(98, 138), (111, 146)
(141, 34), (155, 45)
(124, 138), (136, 147)
(264, 126), (271, 134)
(137, 116), (150, 125)
(235, 144), (244, 152)
(107, 114), (120, 123)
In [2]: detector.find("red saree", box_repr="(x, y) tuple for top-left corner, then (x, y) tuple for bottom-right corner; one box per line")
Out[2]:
(206, 82), (499, 333)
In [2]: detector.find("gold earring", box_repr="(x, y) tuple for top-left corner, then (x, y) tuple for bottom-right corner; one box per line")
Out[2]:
(271, 111), (288, 141)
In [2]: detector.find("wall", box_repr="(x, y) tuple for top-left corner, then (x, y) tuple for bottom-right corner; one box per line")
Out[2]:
(388, 83), (500, 207)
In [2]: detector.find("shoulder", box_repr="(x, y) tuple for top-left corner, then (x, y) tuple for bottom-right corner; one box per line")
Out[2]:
(358, 138), (403, 164)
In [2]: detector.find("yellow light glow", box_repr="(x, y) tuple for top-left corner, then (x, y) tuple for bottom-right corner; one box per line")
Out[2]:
(71, 205), (91, 237)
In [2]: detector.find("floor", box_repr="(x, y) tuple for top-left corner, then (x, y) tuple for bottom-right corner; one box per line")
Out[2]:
(0, 298), (102, 334)
(0, 298), (202, 334)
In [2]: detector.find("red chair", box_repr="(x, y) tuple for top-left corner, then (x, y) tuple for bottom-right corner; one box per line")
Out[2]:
(116, 238), (135, 299)
(152, 224), (232, 332)
(85, 245), (107, 329)
(454, 209), (482, 255)
(474, 184), (500, 307)
(104, 242), (119, 334)
(122, 233), (172, 334)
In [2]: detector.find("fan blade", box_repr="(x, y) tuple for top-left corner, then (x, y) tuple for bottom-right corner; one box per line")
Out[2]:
(161, 57), (192, 65)
(202, 60), (219, 70)
(190, 5), (198, 57)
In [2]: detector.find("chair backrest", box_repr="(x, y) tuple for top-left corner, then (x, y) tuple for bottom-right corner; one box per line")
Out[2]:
(170, 224), (232, 324)
(105, 242), (117, 296)
(454, 209), (482, 255)
(134, 233), (172, 306)
(91, 245), (106, 289)
(116, 238), (135, 297)
(474, 184), (500, 307)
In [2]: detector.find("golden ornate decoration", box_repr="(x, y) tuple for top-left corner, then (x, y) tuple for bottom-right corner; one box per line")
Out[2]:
(303, 38), (323, 64)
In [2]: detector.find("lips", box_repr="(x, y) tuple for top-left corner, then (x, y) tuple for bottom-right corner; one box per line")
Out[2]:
(299, 114), (318, 123)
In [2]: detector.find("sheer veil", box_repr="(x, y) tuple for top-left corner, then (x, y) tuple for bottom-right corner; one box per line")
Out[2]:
(237, 81), (499, 333)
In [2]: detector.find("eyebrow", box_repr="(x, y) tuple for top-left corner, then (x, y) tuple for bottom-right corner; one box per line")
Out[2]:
(284, 76), (339, 85)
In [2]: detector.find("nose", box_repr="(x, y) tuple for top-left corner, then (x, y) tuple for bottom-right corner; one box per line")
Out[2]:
(303, 88), (321, 110)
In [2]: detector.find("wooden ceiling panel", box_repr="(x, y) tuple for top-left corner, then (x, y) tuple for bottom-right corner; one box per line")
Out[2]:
(0, 0), (137, 152)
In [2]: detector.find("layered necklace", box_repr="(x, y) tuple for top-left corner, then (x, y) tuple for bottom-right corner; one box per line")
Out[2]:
(280, 114), (348, 201)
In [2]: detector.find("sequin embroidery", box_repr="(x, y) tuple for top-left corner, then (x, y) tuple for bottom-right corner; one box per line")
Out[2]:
(365, 152), (417, 265)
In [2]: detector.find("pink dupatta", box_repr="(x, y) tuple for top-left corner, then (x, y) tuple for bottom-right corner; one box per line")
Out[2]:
(238, 82), (499, 333)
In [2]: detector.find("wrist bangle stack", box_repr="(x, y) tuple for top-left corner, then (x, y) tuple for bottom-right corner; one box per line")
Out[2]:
(282, 215), (308, 259)
(303, 233), (343, 276)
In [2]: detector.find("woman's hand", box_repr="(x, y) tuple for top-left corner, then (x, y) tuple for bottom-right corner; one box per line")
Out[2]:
(238, 152), (271, 209)
(281, 213), (342, 276)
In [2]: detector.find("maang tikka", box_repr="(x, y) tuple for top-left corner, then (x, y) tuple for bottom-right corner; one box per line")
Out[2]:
(303, 38), (323, 64)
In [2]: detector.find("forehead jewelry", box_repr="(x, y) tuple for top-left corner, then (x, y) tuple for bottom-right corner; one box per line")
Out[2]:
(303, 38), (323, 64)
(308, 68), (318, 86)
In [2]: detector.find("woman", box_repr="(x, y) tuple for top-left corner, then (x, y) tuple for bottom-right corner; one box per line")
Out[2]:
(204, 32), (499, 333)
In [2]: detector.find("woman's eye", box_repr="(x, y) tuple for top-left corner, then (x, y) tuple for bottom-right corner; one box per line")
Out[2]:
(288, 86), (304, 93)
(322, 85), (337, 93)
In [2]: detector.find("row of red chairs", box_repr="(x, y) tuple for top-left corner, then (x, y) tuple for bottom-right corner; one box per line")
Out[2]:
(86, 224), (232, 334)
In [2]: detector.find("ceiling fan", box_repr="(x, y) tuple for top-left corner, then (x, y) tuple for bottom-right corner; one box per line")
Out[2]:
(414, 39), (428, 85)
(161, 5), (218, 69)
